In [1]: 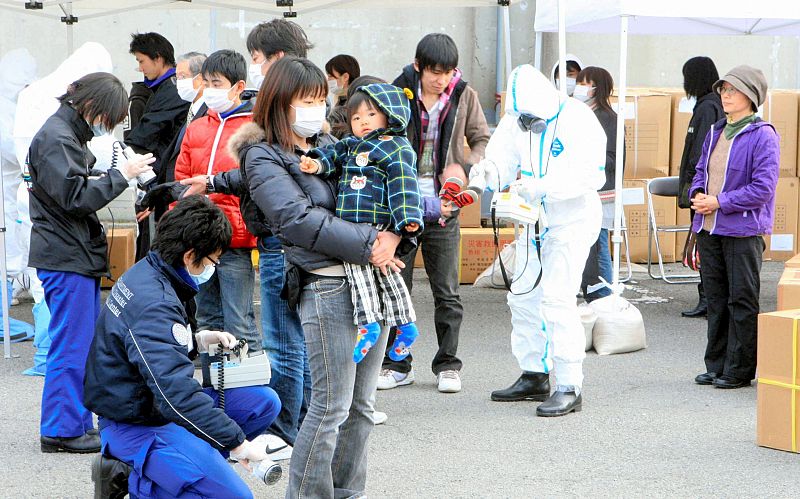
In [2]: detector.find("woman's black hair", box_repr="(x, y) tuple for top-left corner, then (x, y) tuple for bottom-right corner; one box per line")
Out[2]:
(576, 66), (614, 114)
(152, 195), (232, 267)
(415, 33), (458, 72)
(58, 72), (128, 130)
(325, 54), (361, 82)
(682, 56), (719, 99)
(129, 32), (176, 66)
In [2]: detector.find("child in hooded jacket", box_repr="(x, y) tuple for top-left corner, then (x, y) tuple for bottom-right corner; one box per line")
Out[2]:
(300, 83), (423, 363)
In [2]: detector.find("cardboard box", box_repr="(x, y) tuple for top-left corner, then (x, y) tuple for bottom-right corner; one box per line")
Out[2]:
(756, 310), (800, 453)
(765, 177), (799, 261)
(667, 90), (692, 177)
(414, 246), (424, 268)
(761, 91), (798, 178)
(784, 253), (800, 269)
(610, 90), (672, 179)
(777, 268), (800, 311)
(499, 91), (506, 119)
(621, 179), (676, 263)
(101, 228), (136, 289)
(459, 228), (515, 284)
(675, 206), (692, 261)
(458, 200), (481, 228)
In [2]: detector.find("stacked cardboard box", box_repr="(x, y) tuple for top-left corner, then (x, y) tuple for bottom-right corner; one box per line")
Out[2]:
(610, 90), (672, 180)
(762, 91), (799, 178)
(459, 228), (515, 284)
(765, 177), (799, 262)
(621, 179), (677, 264)
(101, 227), (136, 289)
(756, 310), (800, 454)
(777, 268), (800, 311)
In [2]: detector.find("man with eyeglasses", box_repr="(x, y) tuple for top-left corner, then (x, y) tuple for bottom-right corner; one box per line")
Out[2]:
(85, 195), (282, 497)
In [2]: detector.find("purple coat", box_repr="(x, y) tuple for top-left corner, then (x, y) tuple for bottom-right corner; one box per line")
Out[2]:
(690, 118), (780, 237)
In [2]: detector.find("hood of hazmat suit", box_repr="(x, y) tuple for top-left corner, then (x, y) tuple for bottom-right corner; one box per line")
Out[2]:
(549, 54), (583, 96)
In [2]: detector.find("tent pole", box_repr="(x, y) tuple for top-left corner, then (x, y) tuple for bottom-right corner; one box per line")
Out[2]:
(534, 31), (543, 71)
(65, 2), (74, 56)
(611, 15), (629, 294)
(502, 4), (512, 79)
(1, 139), (11, 358)
(495, 7), (504, 123)
(557, 0), (567, 98)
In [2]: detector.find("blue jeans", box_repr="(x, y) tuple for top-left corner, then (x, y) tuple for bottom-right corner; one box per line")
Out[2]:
(195, 247), (260, 353)
(259, 236), (310, 445)
(38, 270), (99, 437)
(581, 228), (612, 302)
(287, 277), (386, 499)
(100, 385), (280, 498)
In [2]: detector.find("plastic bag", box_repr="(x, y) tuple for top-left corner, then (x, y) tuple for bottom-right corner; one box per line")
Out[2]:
(589, 295), (646, 355)
(473, 241), (516, 289)
(578, 303), (596, 352)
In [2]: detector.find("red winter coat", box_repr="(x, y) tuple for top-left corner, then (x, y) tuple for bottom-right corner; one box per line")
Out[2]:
(175, 102), (256, 249)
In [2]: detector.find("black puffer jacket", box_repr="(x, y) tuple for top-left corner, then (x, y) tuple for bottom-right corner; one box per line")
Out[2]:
(678, 92), (724, 208)
(227, 122), (376, 271)
(27, 104), (130, 277)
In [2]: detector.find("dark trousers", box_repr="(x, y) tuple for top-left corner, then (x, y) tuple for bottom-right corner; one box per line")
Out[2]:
(696, 231), (763, 380)
(383, 217), (463, 375)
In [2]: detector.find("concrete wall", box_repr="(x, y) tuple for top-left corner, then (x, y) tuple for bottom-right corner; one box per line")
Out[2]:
(0, 3), (536, 123)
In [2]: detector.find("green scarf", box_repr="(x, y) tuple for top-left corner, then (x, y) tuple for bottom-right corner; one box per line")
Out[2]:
(724, 113), (756, 140)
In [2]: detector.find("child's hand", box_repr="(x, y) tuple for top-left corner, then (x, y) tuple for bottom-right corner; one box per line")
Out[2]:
(404, 223), (420, 233)
(299, 155), (319, 174)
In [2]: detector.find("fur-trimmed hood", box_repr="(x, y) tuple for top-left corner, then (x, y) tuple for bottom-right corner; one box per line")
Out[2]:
(227, 120), (333, 166)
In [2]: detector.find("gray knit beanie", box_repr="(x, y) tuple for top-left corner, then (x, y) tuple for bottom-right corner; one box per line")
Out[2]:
(712, 65), (768, 108)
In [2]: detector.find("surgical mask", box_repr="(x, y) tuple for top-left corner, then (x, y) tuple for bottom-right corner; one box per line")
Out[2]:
(327, 79), (340, 95)
(558, 77), (577, 96)
(291, 105), (326, 138)
(90, 122), (109, 137)
(176, 76), (199, 102)
(248, 63), (265, 88)
(203, 87), (234, 113)
(189, 264), (215, 286)
(573, 85), (594, 103)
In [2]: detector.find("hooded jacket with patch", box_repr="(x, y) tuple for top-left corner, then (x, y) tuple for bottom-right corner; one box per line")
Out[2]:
(689, 117), (779, 237)
(175, 100), (256, 249)
(308, 83), (423, 233)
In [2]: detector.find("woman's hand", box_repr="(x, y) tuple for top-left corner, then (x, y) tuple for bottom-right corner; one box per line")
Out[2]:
(118, 152), (155, 180)
(691, 193), (720, 215)
(370, 231), (402, 275)
(180, 175), (209, 196)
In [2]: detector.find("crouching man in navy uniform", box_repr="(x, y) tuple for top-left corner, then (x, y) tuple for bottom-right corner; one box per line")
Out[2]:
(84, 195), (281, 498)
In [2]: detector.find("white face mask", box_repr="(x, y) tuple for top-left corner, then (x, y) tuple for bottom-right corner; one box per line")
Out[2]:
(558, 77), (577, 96)
(203, 87), (234, 113)
(249, 63), (265, 89)
(176, 76), (199, 103)
(327, 79), (340, 95)
(573, 85), (594, 103)
(189, 263), (215, 286)
(291, 105), (327, 138)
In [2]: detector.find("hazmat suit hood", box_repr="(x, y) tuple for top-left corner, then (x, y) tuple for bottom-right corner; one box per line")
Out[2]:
(549, 54), (583, 86)
(358, 83), (412, 134)
(13, 42), (113, 167)
(0, 49), (37, 97)
(505, 64), (563, 120)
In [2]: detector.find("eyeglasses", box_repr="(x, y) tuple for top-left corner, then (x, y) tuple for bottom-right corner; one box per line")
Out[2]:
(718, 86), (740, 96)
(203, 256), (221, 267)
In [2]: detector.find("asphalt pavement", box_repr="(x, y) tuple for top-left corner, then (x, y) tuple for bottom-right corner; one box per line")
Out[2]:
(0, 262), (796, 498)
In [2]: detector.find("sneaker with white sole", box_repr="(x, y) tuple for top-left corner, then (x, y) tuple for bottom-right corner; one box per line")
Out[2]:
(376, 368), (415, 390)
(437, 370), (462, 393)
(373, 411), (388, 425)
(251, 434), (293, 462)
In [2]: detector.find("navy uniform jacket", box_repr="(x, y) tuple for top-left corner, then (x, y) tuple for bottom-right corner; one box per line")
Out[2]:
(83, 251), (245, 451)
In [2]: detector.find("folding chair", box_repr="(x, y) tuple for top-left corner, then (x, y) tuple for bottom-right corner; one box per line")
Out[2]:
(646, 176), (700, 283)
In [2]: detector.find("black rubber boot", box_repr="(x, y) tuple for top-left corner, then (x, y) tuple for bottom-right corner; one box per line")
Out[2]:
(536, 391), (583, 417)
(91, 454), (131, 499)
(40, 433), (100, 454)
(682, 283), (707, 318)
(490, 372), (550, 402)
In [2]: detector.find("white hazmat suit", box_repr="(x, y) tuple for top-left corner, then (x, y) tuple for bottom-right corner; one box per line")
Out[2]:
(471, 65), (606, 389)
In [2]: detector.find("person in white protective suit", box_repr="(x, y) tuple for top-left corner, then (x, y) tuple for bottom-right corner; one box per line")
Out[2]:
(470, 64), (606, 416)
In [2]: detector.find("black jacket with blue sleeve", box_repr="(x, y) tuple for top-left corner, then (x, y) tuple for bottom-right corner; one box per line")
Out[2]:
(83, 251), (245, 451)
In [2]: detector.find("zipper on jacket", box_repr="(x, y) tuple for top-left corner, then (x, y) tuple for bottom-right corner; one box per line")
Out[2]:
(204, 112), (251, 176)
(710, 129), (739, 235)
(701, 124), (716, 233)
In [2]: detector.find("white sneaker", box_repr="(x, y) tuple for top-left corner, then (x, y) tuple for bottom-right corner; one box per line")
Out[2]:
(437, 370), (462, 393)
(373, 410), (388, 425)
(252, 434), (293, 462)
(376, 368), (415, 390)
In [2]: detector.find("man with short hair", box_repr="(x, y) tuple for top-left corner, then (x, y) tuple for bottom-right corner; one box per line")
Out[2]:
(381, 33), (491, 394)
(245, 18), (313, 88)
(174, 49), (259, 355)
(125, 32), (191, 258)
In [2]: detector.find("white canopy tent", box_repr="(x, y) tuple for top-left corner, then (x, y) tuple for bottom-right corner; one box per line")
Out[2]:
(534, 0), (800, 295)
(0, 0), (515, 357)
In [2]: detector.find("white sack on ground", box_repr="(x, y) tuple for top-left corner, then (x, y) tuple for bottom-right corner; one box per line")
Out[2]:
(578, 302), (596, 352)
(474, 241), (516, 289)
(589, 294), (646, 355)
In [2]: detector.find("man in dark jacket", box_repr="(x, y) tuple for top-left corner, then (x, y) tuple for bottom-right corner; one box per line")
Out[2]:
(85, 196), (281, 497)
(381, 33), (491, 394)
(125, 32), (191, 259)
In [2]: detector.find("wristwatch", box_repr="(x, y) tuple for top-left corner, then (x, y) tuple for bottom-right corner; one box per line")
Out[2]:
(206, 175), (215, 193)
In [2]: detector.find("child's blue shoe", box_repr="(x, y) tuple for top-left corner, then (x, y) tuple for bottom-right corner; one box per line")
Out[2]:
(388, 322), (419, 361)
(353, 322), (382, 363)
